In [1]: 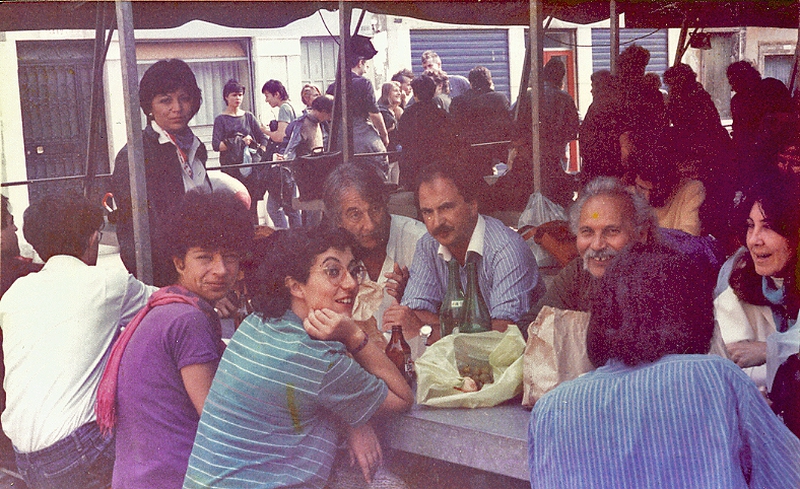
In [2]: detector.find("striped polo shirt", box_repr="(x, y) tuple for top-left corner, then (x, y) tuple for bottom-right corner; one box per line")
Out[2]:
(183, 311), (388, 489)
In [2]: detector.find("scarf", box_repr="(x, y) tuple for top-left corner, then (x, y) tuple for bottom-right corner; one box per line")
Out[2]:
(95, 285), (222, 435)
(170, 126), (197, 154)
(763, 276), (791, 333)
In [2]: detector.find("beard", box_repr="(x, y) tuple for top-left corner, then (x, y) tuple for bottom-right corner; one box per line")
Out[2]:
(582, 247), (619, 271)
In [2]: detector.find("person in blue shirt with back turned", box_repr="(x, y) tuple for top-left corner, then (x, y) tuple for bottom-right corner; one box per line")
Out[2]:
(528, 242), (800, 489)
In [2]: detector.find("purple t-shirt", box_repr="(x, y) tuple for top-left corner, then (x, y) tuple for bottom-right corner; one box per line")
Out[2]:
(113, 303), (221, 489)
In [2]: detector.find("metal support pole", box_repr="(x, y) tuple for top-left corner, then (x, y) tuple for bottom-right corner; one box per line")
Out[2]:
(530, 0), (542, 193)
(789, 3), (800, 96)
(84, 3), (115, 197)
(337, 0), (352, 161)
(610, 0), (619, 75)
(115, 0), (152, 284)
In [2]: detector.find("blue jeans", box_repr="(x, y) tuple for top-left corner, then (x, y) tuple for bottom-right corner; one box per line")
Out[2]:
(267, 191), (302, 229)
(14, 422), (115, 489)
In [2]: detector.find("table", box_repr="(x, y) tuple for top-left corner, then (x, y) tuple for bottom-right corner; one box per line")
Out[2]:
(385, 403), (531, 481)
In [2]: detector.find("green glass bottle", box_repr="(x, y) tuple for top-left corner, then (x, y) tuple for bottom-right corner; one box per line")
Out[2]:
(439, 259), (465, 337)
(460, 262), (491, 333)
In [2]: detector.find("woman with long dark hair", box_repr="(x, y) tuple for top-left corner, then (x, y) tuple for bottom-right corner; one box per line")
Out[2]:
(715, 171), (800, 393)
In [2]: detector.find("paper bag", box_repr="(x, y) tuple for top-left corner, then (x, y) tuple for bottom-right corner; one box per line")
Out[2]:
(415, 328), (526, 408)
(522, 306), (593, 407)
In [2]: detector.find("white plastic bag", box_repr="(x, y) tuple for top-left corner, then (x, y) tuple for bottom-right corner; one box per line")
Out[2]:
(517, 192), (567, 268)
(415, 328), (526, 408)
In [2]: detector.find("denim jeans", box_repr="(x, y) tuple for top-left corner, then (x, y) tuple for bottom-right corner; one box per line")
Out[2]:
(267, 191), (302, 229)
(14, 422), (115, 489)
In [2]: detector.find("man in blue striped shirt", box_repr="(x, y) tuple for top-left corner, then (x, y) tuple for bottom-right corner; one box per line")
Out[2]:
(528, 243), (800, 489)
(385, 163), (544, 342)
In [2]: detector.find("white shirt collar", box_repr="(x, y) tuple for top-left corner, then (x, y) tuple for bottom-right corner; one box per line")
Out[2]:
(151, 121), (208, 193)
(151, 120), (173, 145)
(437, 214), (485, 262)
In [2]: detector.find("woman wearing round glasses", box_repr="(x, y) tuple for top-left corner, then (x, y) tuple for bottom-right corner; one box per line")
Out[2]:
(184, 226), (413, 489)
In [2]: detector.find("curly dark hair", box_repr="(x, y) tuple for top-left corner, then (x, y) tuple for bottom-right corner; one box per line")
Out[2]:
(587, 242), (715, 368)
(139, 59), (202, 121)
(23, 192), (103, 262)
(729, 171), (800, 316)
(246, 226), (357, 319)
(161, 191), (254, 268)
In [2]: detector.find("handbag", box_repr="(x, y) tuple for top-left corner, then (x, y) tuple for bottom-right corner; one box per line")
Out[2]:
(287, 148), (343, 202)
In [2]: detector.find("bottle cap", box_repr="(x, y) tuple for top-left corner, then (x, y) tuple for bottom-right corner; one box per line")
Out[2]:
(419, 325), (432, 338)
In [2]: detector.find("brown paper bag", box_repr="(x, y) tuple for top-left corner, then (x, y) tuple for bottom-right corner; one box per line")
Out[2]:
(522, 306), (594, 407)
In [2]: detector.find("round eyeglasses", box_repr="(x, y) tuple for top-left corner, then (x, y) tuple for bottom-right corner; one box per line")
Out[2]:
(317, 263), (368, 285)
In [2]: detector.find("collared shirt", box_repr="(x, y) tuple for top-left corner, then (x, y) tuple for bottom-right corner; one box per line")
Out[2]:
(151, 121), (211, 194)
(0, 255), (155, 452)
(437, 213), (487, 262)
(528, 355), (800, 489)
(402, 214), (541, 323)
(363, 214), (426, 330)
(183, 310), (388, 489)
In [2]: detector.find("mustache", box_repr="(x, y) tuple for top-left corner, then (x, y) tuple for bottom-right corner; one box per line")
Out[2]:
(432, 225), (455, 237)
(582, 247), (619, 269)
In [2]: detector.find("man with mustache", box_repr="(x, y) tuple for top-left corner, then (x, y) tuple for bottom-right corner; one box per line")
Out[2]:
(323, 163), (427, 331)
(386, 163), (543, 342)
(528, 177), (655, 320)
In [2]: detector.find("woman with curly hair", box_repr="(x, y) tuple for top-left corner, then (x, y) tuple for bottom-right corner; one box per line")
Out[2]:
(96, 192), (253, 489)
(184, 226), (413, 489)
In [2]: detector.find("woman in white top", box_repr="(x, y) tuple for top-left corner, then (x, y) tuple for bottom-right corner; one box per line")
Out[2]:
(714, 171), (800, 394)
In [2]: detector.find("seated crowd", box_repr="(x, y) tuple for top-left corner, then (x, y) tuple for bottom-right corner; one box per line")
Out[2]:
(1, 44), (800, 489)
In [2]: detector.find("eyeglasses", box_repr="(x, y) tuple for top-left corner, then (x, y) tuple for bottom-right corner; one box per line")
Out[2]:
(317, 263), (368, 285)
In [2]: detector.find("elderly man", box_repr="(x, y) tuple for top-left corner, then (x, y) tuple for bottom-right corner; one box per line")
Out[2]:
(386, 163), (543, 341)
(0, 193), (155, 489)
(528, 243), (800, 488)
(323, 163), (426, 331)
(528, 177), (654, 320)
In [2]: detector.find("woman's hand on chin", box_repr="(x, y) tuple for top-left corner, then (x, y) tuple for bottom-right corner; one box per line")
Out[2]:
(304, 309), (361, 347)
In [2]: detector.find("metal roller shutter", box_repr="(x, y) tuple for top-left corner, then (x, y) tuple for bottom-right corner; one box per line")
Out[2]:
(591, 28), (669, 78)
(410, 29), (511, 100)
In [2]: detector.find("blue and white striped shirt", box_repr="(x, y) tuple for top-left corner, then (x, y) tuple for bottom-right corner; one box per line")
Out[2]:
(528, 354), (800, 489)
(183, 311), (388, 489)
(401, 215), (541, 323)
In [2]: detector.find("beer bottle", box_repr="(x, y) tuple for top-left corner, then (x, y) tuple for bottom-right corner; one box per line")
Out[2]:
(386, 325), (414, 386)
(460, 262), (491, 333)
(439, 259), (465, 337)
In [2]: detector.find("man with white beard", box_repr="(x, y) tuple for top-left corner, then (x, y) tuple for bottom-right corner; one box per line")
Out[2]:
(528, 177), (656, 318)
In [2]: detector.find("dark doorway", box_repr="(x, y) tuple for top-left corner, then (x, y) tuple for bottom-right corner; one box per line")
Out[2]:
(17, 40), (110, 204)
